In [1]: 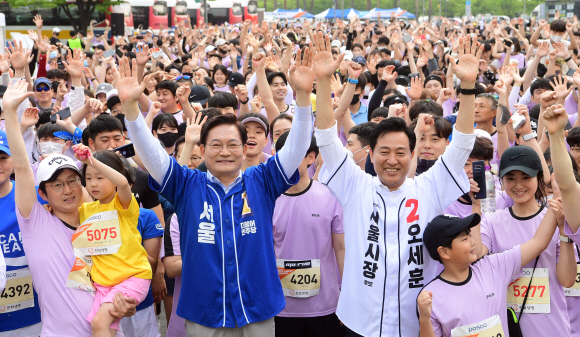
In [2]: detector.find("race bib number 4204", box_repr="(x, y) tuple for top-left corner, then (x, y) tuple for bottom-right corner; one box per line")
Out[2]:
(0, 268), (34, 313)
(451, 315), (505, 337)
(72, 210), (122, 256)
(507, 268), (550, 313)
(277, 259), (320, 298)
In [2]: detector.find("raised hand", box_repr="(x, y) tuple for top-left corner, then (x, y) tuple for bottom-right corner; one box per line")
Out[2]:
(288, 47), (315, 94)
(494, 79), (507, 97)
(347, 60), (362, 79)
(252, 52), (267, 69)
(85, 98), (105, 115)
(416, 52), (429, 68)
(417, 290), (433, 319)
(33, 14), (43, 29)
(382, 65), (397, 83)
(27, 30), (38, 42)
(20, 107), (40, 130)
(497, 67), (514, 85)
(574, 68), (580, 88)
(62, 48), (85, 79)
(0, 54), (9, 73)
(3, 80), (34, 113)
(446, 36), (482, 86)
(55, 81), (68, 101)
(388, 103), (407, 120)
(5, 41), (31, 71)
(185, 112), (207, 145)
(330, 73), (345, 97)
(136, 45), (150, 66)
(542, 104), (568, 135)
(540, 91), (558, 109)
(249, 96), (262, 113)
(414, 113), (434, 134)
(38, 35), (49, 54)
(176, 85), (191, 103)
(233, 84), (248, 103)
(114, 57), (152, 104)
(536, 41), (550, 58)
(512, 66), (523, 86)
(550, 75), (573, 104)
(438, 87), (453, 102)
(406, 76), (423, 102)
(511, 104), (532, 135)
(72, 144), (93, 165)
(311, 32), (344, 79)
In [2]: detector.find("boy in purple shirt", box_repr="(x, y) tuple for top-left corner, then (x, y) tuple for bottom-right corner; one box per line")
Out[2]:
(417, 210), (559, 337)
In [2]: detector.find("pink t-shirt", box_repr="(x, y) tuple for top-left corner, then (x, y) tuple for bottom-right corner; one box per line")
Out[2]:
(16, 200), (95, 336)
(423, 246), (522, 337)
(272, 180), (344, 317)
(164, 215), (185, 337)
(481, 207), (571, 337)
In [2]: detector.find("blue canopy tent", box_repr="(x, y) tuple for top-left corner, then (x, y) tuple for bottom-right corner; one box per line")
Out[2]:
(314, 8), (360, 19)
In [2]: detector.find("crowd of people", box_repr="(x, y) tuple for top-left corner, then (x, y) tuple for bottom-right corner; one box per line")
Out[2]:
(1, 10), (580, 337)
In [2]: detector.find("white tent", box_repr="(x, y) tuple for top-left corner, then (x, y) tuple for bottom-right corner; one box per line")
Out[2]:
(314, 8), (360, 19)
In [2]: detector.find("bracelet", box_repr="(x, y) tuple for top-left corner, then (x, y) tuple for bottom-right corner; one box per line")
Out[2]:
(239, 98), (249, 104)
(348, 78), (359, 84)
(91, 78), (97, 82)
(459, 87), (477, 95)
(565, 56), (572, 62)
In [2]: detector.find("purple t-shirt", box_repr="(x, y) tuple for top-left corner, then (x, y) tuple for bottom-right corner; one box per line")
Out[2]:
(213, 85), (231, 93)
(423, 246), (522, 337)
(481, 207), (571, 337)
(163, 215), (185, 337)
(16, 200), (94, 336)
(272, 180), (344, 317)
(442, 188), (514, 218)
(565, 93), (578, 116)
(497, 52), (527, 69)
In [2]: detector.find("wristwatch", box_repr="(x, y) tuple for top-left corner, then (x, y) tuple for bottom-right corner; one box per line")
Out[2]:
(459, 87), (477, 95)
(522, 132), (537, 142)
(560, 234), (573, 243)
(239, 98), (249, 104)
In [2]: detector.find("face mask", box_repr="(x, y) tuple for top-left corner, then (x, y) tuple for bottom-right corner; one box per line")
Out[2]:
(416, 158), (437, 176)
(364, 86), (371, 95)
(39, 141), (65, 156)
(511, 45), (515, 53)
(219, 48), (228, 54)
(551, 35), (563, 42)
(49, 51), (58, 59)
(157, 132), (179, 148)
(346, 146), (368, 164)
(365, 46), (371, 54)
(350, 94), (360, 105)
(83, 60), (89, 67)
(353, 51), (362, 57)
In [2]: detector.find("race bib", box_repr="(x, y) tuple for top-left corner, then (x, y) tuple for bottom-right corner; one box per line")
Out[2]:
(0, 268), (34, 313)
(564, 264), (580, 297)
(451, 315), (505, 337)
(277, 259), (320, 298)
(72, 210), (122, 256)
(507, 268), (550, 313)
(66, 249), (96, 296)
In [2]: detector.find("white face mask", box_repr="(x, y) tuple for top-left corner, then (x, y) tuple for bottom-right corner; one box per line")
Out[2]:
(364, 86), (371, 95)
(39, 142), (64, 156)
(346, 146), (369, 164)
(551, 35), (563, 42)
(511, 45), (515, 53)
(366, 46), (371, 54)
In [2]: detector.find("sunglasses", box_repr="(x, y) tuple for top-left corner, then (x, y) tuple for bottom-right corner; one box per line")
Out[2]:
(35, 86), (51, 92)
(176, 75), (191, 80)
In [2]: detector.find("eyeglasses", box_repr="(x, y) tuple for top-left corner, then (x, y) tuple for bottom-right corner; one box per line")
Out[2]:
(35, 86), (51, 92)
(177, 154), (202, 162)
(176, 75), (191, 80)
(208, 142), (242, 153)
(45, 177), (81, 192)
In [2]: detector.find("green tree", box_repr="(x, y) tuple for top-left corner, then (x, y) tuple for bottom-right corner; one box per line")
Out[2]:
(8, 0), (123, 33)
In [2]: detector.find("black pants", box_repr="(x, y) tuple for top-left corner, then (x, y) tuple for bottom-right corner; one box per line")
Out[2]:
(275, 313), (346, 337)
(345, 327), (364, 337)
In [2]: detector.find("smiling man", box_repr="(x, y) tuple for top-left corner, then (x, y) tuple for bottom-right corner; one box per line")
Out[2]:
(313, 34), (479, 337)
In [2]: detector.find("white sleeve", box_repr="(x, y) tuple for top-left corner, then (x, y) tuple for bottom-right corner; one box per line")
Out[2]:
(517, 87), (532, 106)
(508, 85), (520, 112)
(0, 73), (10, 86)
(247, 72), (257, 101)
(125, 114), (170, 185)
(315, 122), (373, 208)
(285, 84), (294, 105)
(416, 127), (475, 212)
(66, 86), (87, 129)
(277, 104), (313, 177)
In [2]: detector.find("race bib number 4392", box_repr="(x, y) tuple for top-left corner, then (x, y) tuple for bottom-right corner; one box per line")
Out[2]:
(72, 210), (122, 255)
(0, 268), (34, 313)
(277, 259), (320, 298)
(507, 268), (550, 313)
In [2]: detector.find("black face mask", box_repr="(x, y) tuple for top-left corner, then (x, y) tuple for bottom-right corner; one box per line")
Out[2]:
(350, 94), (360, 105)
(157, 132), (179, 148)
(416, 158), (437, 176)
(219, 48), (228, 54)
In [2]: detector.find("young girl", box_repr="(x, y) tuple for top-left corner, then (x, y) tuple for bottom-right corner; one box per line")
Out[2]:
(74, 146), (151, 337)
(473, 145), (576, 337)
(212, 64), (230, 92)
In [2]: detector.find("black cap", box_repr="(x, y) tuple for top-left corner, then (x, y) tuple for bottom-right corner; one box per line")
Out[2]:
(227, 72), (245, 87)
(499, 145), (542, 178)
(424, 214), (481, 260)
(383, 94), (408, 109)
(395, 75), (410, 87)
(188, 85), (211, 105)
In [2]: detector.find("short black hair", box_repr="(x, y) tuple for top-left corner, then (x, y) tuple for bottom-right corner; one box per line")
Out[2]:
(530, 78), (552, 95)
(369, 117), (416, 152)
(370, 107), (389, 120)
(238, 112), (270, 137)
(88, 114), (123, 142)
(156, 80), (178, 96)
(550, 19), (567, 33)
(409, 116), (452, 140)
(275, 131), (319, 160)
(200, 113), (247, 146)
(378, 36), (390, 45)
(152, 113), (179, 133)
(199, 107), (224, 121)
(469, 137), (494, 160)
(47, 69), (66, 81)
(37, 123), (68, 140)
(82, 150), (134, 186)
(270, 113), (293, 141)
(409, 101), (444, 120)
(433, 228), (471, 263)
(349, 122), (375, 148)
(266, 71), (288, 86)
(567, 127), (580, 148)
(208, 92), (238, 111)
(377, 60), (398, 72)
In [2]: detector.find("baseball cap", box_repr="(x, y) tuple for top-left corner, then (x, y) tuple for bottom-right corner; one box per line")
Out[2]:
(106, 89), (121, 110)
(188, 85), (212, 105)
(34, 77), (52, 89)
(423, 214), (481, 261)
(53, 27), (61, 33)
(394, 75), (410, 87)
(352, 56), (367, 65)
(331, 40), (342, 48)
(0, 131), (11, 156)
(240, 116), (268, 134)
(344, 50), (353, 61)
(95, 33), (102, 38)
(473, 129), (493, 143)
(215, 39), (227, 47)
(227, 73), (245, 87)
(37, 153), (82, 184)
(146, 29), (153, 34)
(383, 94), (408, 109)
(204, 45), (216, 53)
(96, 83), (114, 96)
(499, 145), (542, 179)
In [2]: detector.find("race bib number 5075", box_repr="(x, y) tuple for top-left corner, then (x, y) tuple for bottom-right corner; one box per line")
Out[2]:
(72, 210), (122, 256)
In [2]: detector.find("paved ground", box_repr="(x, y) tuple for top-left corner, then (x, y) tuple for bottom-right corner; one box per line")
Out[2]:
(157, 301), (168, 337)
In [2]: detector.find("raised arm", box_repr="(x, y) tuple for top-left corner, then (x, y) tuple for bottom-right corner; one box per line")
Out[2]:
(117, 57), (169, 185)
(3, 80), (36, 218)
(253, 52), (280, 122)
(520, 202), (558, 267)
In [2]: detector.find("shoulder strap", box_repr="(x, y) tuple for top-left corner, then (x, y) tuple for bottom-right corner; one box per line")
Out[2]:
(518, 256), (540, 321)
